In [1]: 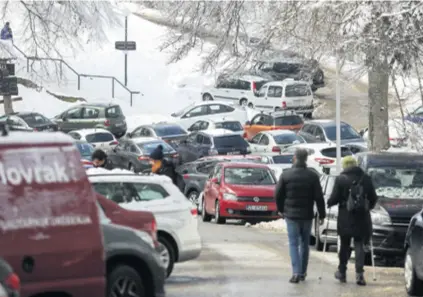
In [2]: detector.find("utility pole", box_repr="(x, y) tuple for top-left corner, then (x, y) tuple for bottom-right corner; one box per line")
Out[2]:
(124, 16), (128, 86)
(335, 48), (342, 174)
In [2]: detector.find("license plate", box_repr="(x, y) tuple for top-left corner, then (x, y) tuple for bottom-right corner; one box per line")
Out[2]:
(246, 205), (268, 211)
(293, 100), (304, 105)
(227, 151), (240, 155)
(115, 123), (124, 127)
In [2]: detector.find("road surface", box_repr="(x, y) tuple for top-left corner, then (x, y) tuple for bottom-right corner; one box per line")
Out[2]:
(165, 219), (406, 297)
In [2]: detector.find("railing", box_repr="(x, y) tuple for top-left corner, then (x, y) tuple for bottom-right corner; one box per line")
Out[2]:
(12, 44), (140, 106)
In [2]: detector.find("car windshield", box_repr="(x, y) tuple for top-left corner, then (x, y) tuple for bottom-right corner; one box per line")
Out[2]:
(19, 113), (49, 126)
(213, 135), (248, 148)
(274, 115), (303, 126)
(224, 167), (276, 185)
(214, 121), (243, 132)
(324, 124), (361, 141)
(273, 133), (305, 145)
(137, 141), (175, 154)
(172, 103), (195, 117)
(368, 165), (423, 199)
(285, 84), (311, 97)
(76, 142), (95, 160)
(272, 154), (294, 164)
(153, 125), (187, 136)
(85, 132), (114, 143)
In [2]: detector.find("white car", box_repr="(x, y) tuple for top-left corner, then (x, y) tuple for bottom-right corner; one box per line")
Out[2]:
(281, 142), (353, 173)
(186, 118), (244, 136)
(68, 128), (118, 151)
(87, 168), (202, 277)
(248, 130), (306, 154)
(201, 75), (268, 106)
(267, 164), (293, 181)
(248, 79), (314, 117)
(170, 101), (249, 130)
(361, 118), (413, 147)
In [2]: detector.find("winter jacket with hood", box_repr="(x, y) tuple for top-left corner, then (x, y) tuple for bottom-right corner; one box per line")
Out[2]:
(1, 26), (12, 40)
(327, 166), (378, 238)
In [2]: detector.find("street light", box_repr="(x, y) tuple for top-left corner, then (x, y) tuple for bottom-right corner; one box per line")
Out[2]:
(335, 48), (341, 174)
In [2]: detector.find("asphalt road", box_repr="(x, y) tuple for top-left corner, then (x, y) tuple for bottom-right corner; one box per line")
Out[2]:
(165, 218), (407, 297)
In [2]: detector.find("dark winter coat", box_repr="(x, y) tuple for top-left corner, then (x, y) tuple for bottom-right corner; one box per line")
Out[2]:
(275, 162), (326, 220)
(327, 166), (378, 238)
(1, 26), (12, 40)
(98, 158), (115, 170)
(157, 159), (177, 185)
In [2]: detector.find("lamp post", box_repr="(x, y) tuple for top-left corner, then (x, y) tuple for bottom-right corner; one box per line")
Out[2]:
(335, 48), (342, 174)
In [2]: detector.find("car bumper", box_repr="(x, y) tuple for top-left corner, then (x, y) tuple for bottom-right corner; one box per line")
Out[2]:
(220, 200), (279, 219)
(174, 217), (202, 263)
(283, 105), (314, 114)
(371, 224), (407, 256)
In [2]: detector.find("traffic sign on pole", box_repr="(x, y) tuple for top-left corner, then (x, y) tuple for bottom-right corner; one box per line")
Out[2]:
(115, 41), (136, 51)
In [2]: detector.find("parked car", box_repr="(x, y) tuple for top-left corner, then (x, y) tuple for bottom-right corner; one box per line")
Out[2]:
(250, 50), (325, 91)
(177, 129), (251, 164)
(248, 130), (306, 154)
(404, 206), (423, 296)
(99, 212), (166, 297)
(254, 152), (295, 164)
(360, 119), (409, 147)
(202, 162), (280, 224)
(126, 122), (188, 144)
(405, 104), (423, 124)
(0, 131), (106, 297)
(281, 143), (353, 173)
(187, 118), (244, 136)
(0, 258), (20, 297)
(243, 110), (304, 140)
(298, 120), (364, 145)
(0, 112), (58, 132)
(88, 168), (202, 277)
(75, 139), (95, 161)
(108, 137), (179, 172)
(68, 128), (119, 151)
(248, 79), (314, 118)
(53, 103), (127, 137)
(170, 101), (249, 130)
(344, 142), (368, 154)
(201, 74), (268, 106)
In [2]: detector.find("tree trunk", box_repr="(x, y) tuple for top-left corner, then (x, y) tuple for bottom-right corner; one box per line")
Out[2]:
(368, 61), (390, 152)
(3, 95), (14, 115)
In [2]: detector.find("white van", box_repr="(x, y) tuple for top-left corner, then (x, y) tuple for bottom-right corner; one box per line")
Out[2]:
(247, 79), (314, 118)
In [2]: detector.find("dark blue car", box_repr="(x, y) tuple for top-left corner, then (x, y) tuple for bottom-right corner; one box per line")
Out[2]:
(405, 105), (423, 124)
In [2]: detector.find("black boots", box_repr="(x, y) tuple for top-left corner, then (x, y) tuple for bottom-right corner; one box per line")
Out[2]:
(289, 275), (301, 283)
(356, 273), (366, 286)
(334, 270), (346, 283)
(335, 270), (366, 285)
(299, 273), (307, 281)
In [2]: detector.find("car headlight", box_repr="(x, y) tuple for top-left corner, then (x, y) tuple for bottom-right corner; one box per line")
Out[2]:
(223, 193), (237, 201)
(371, 205), (392, 226)
(134, 230), (155, 248)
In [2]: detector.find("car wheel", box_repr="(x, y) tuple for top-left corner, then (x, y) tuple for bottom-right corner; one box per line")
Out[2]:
(158, 236), (175, 278)
(201, 198), (212, 222)
(107, 265), (145, 297)
(239, 98), (248, 106)
(202, 93), (213, 101)
(214, 200), (226, 224)
(187, 190), (199, 206)
(314, 216), (325, 251)
(248, 103), (254, 109)
(405, 248), (423, 296)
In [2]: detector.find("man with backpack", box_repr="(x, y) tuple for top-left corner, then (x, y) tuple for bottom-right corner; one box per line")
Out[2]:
(327, 156), (378, 286)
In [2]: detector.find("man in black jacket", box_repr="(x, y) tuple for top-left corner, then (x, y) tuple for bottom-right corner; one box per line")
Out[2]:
(275, 148), (326, 283)
(149, 145), (178, 184)
(327, 156), (377, 286)
(91, 149), (115, 170)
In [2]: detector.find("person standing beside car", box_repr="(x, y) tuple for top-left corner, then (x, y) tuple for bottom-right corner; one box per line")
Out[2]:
(149, 144), (178, 184)
(91, 149), (115, 170)
(274, 148), (326, 283)
(327, 156), (377, 286)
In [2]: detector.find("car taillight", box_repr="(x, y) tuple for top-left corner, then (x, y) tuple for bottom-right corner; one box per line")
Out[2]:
(272, 146), (281, 152)
(33, 127), (38, 131)
(138, 156), (150, 161)
(252, 81), (257, 91)
(315, 157), (335, 165)
(172, 153), (179, 158)
(5, 272), (20, 291)
(282, 101), (287, 109)
(104, 119), (110, 126)
(183, 174), (190, 179)
(191, 207), (198, 216)
(109, 141), (118, 145)
(243, 132), (247, 138)
(151, 217), (158, 243)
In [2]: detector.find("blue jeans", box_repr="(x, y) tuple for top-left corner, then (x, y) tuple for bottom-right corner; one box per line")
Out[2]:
(285, 218), (312, 276)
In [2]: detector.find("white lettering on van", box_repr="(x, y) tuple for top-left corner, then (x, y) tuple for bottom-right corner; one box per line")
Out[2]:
(0, 215), (92, 231)
(0, 161), (72, 185)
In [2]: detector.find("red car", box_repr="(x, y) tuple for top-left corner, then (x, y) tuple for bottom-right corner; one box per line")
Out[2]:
(202, 162), (280, 224)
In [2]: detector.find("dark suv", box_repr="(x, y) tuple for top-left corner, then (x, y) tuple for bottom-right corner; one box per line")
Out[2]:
(53, 103), (127, 137)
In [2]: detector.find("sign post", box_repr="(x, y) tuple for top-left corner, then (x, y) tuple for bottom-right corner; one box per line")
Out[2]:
(115, 16), (137, 87)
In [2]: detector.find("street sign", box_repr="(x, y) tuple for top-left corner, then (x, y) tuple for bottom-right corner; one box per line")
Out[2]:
(115, 41), (136, 51)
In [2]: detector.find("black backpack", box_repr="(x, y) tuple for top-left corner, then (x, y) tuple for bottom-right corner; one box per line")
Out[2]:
(346, 175), (369, 213)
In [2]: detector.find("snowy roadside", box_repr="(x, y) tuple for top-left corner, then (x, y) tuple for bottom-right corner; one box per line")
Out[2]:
(248, 219), (287, 232)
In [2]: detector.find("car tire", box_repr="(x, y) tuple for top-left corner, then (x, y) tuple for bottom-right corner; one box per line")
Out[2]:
(314, 216), (325, 251)
(248, 103), (254, 109)
(202, 93), (213, 101)
(214, 200), (226, 224)
(201, 198), (212, 222)
(405, 248), (423, 296)
(107, 265), (145, 297)
(239, 98), (248, 106)
(157, 236), (175, 278)
(187, 190), (199, 206)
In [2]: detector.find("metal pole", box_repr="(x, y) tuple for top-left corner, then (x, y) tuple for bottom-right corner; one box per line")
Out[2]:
(335, 49), (342, 174)
(124, 16), (128, 86)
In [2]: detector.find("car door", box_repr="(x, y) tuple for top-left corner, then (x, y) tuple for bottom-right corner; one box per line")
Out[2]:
(187, 121), (203, 132)
(248, 133), (263, 152)
(119, 141), (136, 169)
(206, 164), (223, 214)
(224, 79), (244, 102)
(80, 106), (101, 129)
(179, 105), (210, 128)
(178, 132), (197, 163)
(108, 141), (126, 168)
(251, 114), (273, 137)
(59, 107), (84, 133)
(266, 85), (283, 110)
(129, 126), (143, 138)
(244, 114), (264, 140)
(313, 126), (327, 142)
(256, 133), (271, 153)
(212, 77), (231, 100)
(299, 124), (317, 143)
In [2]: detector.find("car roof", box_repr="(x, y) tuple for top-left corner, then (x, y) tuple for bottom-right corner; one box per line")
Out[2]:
(86, 168), (174, 183)
(290, 143), (346, 150)
(0, 131), (75, 145)
(130, 136), (162, 143)
(192, 101), (236, 107)
(141, 122), (183, 128)
(70, 128), (111, 136)
(200, 129), (239, 137)
(210, 117), (239, 123)
(266, 79), (311, 87)
(305, 120), (350, 127)
(267, 110), (300, 117)
(262, 129), (297, 136)
(10, 111), (41, 116)
(356, 151), (423, 160)
(77, 102), (119, 108)
(221, 162), (271, 169)
(199, 155), (262, 161)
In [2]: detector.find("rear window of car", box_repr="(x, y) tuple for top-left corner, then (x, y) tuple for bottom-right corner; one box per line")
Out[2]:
(19, 114), (49, 126)
(105, 106), (123, 118)
(273, 133), (305, 145)
(274, 115), (303, 126)
(285, 84), (311, 97)
(224, 167), (276, 185)
(137, 141), (175, 154)
(92, 182), (169, 202)
(153, 125), (187, 137)
(214, 121), (243, 131)
(76, 142), (95, 160)
(85, 132), (114, 143)
(272, 154), (294, 164)
(320, 147), (353, 158)
(213, 135), (248, 148)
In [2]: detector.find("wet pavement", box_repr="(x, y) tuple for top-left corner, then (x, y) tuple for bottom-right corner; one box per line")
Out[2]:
(165, 219), (407, 297)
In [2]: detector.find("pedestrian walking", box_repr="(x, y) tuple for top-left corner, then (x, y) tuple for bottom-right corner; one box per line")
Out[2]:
(91, 149), (115, 170)
(327, 156), (378, 286)
(0, 22), (12, 40)
(275, 148), (326, 283)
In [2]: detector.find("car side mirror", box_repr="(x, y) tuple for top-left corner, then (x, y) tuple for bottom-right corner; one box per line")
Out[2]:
(210, 177), (219, 184)
(245, 121), (251, 125)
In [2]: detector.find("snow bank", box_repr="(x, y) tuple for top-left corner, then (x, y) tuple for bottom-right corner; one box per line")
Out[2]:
(250, 219), (286, 232)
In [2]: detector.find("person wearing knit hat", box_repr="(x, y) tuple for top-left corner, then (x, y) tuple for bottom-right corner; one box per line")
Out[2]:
(327, 154), (378, 286)
(150, 145), (164, 173)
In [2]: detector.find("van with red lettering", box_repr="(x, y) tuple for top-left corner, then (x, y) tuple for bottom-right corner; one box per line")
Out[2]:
(0, 131), (105, 297)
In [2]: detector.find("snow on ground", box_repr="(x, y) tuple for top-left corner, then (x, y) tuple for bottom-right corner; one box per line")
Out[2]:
(250, 219), (286, 232)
